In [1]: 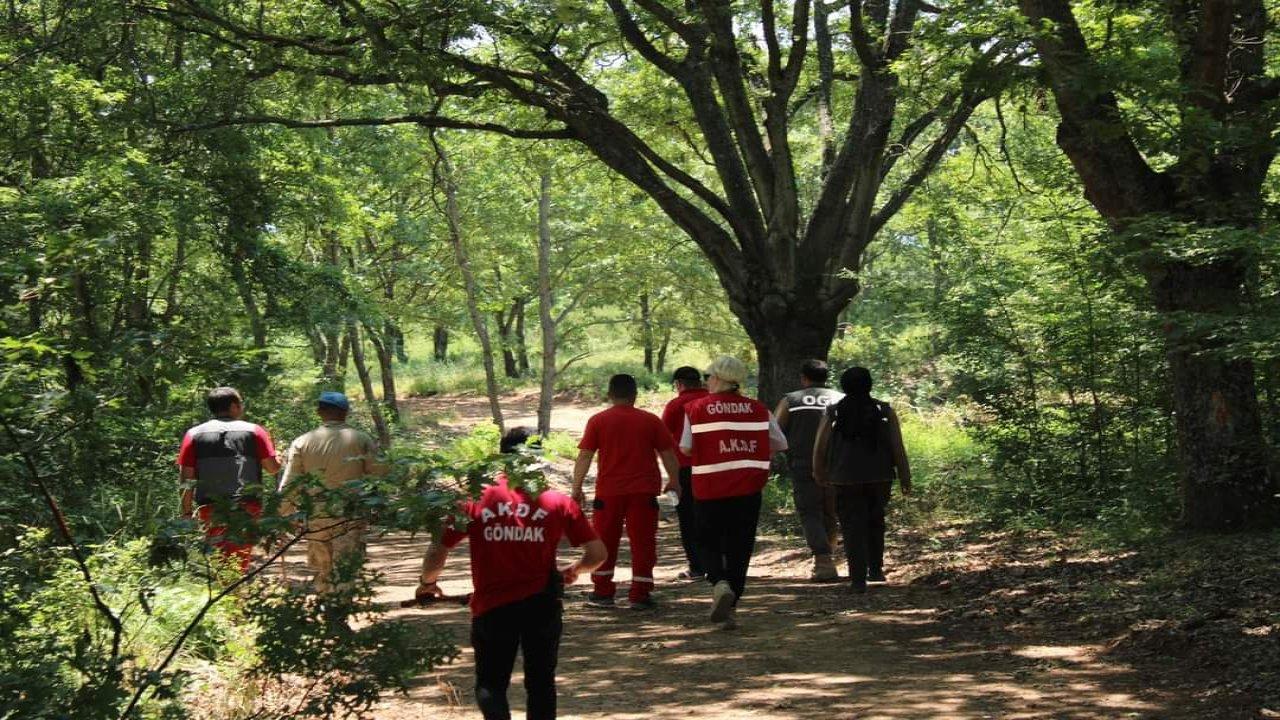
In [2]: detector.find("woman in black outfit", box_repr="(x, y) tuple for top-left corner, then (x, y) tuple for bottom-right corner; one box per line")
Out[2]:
(811, 367), (912, 592)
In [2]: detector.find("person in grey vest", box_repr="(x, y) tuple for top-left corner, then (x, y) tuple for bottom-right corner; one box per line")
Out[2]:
(773, 359), (844, 581)
(812, 367), (912, 593)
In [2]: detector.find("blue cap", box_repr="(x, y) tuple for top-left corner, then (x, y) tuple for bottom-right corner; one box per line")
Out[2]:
(318, 391), (350, 410)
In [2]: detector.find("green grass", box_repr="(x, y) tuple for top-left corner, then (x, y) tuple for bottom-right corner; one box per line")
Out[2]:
(895, 403), (983, 498)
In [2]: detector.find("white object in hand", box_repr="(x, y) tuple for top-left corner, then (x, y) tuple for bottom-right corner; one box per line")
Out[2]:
(657, 490), (679, 510)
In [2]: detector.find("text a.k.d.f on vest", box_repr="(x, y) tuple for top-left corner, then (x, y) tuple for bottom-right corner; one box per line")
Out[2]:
(686, 393), (773, 500)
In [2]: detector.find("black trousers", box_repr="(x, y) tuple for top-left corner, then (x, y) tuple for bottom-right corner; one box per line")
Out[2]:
(695, 492), (762, 603)
(471, 591), (563, 720)
(676, 467), (703, 575)
(835, 483), (891, 584)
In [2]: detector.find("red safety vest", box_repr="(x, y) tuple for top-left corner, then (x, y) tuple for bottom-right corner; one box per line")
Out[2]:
(686, 392), (773, 500)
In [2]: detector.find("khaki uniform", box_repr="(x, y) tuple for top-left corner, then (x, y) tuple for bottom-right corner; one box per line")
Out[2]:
(281, 421), (384, 593)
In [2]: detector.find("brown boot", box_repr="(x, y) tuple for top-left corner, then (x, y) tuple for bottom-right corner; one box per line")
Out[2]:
(810, 554), (839, 582)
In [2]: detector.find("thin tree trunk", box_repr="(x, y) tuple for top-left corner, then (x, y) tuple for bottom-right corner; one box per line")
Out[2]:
(72, 271), (99, 346)
(306, 327), (327, 365)
(337, 332), (351, 380)
(385, 320), (408, 363)
(227, 238), (265, 350)
(433, 325), (449, 362)
(160, 231), (187, 325)
(364, 321), (400, 424)
(515, 298), (530, 374)
(321, 229), (346, 387)
(925, 217), (946, 358)
(536, 171), (556, 436)
(321, 326), (342, 384)
(640, 292), (654, 373)
(436, 138), (504, 432)
(346, 321), (391, 449)
(813, 0), (837, 176)
(497, 307), (520, 379)
(656, 328), (671, 374)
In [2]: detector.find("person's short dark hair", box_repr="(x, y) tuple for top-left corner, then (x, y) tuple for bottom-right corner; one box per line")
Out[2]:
(608, 374), (638, 400)
(801, 359), (830, 385)
(500, 426), (539, 454)
(206, 386), (242, 415)
(671, 366), (702, 388)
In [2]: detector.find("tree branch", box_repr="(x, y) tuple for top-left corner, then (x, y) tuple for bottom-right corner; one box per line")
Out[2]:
(877, 91), (957, 181)
(177, 114), (575, 139)
(605, 0), (685, 77)
(155, 2), (360, 57)
(1017, 0), (1169, 219)
(848, 0), (884, 69)
(118, 527), (311, 719)
(632, 0), (700, 41)
(868, 90), (985, 237)
(1, 418), (124, 660)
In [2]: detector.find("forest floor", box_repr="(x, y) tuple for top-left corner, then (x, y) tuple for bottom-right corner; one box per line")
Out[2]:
(308, 391), (1279, 720)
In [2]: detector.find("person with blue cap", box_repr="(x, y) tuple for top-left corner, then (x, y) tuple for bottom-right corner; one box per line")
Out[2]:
(279, 391), (386, 597)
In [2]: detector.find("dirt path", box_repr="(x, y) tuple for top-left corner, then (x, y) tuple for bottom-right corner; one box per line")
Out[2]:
(354, 393), (1192, 719)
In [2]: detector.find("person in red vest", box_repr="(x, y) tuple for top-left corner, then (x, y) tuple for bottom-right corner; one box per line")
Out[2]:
(660, 366), (709, 582)
(679, 356), (788, 629)
(417, 428), (606, 720)
(572, 374), (681, 610)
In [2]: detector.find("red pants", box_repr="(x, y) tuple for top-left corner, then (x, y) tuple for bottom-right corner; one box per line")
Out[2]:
(590, 493), (658, 602)
(197, 499), (262, 572)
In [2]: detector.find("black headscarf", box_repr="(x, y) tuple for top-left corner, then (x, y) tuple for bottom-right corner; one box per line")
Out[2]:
(830, 367), (884, 450)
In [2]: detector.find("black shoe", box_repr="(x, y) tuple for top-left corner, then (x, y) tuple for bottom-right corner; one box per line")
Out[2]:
(585, 593), (616, 608)
(630, 597), (657, 611)
(848, 581), (868, 594)
(867, 569), (887, 583)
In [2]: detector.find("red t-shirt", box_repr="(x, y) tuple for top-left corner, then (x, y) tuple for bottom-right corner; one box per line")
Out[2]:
(578, 404), (675, 496)
(443, 474), (596, 618)
(661, 388), (709, 468)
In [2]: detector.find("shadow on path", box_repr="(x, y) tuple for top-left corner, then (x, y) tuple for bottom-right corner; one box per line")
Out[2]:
(364, 521), (1178, 720)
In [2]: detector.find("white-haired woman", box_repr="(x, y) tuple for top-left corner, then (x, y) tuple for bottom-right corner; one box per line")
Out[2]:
(678, 356), (789, 629)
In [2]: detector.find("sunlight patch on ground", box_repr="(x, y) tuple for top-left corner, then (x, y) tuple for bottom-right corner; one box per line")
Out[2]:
(1012, 644), (1092, 661)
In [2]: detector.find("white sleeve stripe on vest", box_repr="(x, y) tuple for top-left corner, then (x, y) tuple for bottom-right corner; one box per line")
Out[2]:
(691, 459), (773, 475)
(689, 420), (771, 433)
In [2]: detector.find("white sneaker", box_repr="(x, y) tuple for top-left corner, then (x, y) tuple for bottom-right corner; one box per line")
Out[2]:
(709, 580), (736, 623)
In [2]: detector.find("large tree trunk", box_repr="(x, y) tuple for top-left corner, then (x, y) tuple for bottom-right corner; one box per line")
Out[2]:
(1015, 0), (1277, 529)
(346, 321), (392, 449)
(536, 171), (556, 437)
(436, 136), (504, 432)
(1147, 257), (1275, 528)
(750, 312), (840, 409)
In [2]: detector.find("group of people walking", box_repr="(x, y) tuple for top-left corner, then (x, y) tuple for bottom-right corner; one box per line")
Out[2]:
(177, 356), (911, 720)
(178, 387), (383, 594)
(413, 356), (910, 720)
